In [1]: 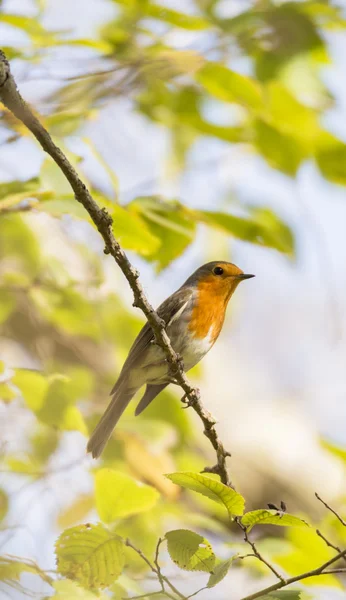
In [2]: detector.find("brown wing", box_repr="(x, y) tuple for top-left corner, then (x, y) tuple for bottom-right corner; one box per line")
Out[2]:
(110, 286), (193, 393)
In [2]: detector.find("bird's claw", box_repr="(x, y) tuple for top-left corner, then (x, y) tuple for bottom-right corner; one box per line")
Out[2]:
(181, 388), (200, 409)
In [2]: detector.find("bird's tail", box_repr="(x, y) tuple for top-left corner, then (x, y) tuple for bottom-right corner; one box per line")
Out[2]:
(87, 383), (136, 458)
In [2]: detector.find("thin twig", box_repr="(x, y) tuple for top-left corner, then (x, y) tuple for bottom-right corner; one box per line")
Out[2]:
(127, 593), (164, 600)
(316, 529), (346, 563)
(154, 537), (165, 592)
(239, 547), (346, 600)
(186, 586), (208, 599)
(0, 203), (35, 216)
(125, 539), (185, 600)
(238, 520), (286, 583)
(315, 493), (346, 526)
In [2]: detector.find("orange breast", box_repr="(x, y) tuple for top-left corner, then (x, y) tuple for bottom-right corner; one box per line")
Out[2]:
(188, 279), (229, 343)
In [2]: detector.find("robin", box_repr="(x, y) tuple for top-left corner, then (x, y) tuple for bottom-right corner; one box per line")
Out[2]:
(87, 261), (254, 458)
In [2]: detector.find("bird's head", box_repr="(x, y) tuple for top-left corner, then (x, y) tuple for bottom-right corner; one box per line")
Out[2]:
(184, 261), (254, 303)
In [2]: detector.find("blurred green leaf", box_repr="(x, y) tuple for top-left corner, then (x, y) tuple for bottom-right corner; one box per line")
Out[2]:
(36, 199), (88, 219)
(36, 375), (87, 433)
(242, 510), (308, 532)
(5, 457), (41, 476)
(196, 208), (294, 255)
(57, 495), (94, 530)
(321, 438), (346, 463)
(197, 63), (262, 109)
(111, 204), (161, 256)
(146, 4), (209, 30)
(130, 197), (195, 270)
(0, 215), (41, 275)
(12, 369), (48, 411)
(264, 83), (320, 146)
(41, 159), (75, 198)
(31, 428), (59, 464)
(254, 119), (304, 176)
(29, 286), (101, 339)
(166, 529), (215, 572)
(141, 388), (192, 441)
(0, 178), (40, 201)
(274, 527), (342, 588)
(0, 14), (56, 43)
(52, 579), (106, 599)
(95, 468), (160, 522)
(166, 472), (245, 518)
(55, 523), (125, 589)
(0, 556), (51, 585)
(315, 135), (346, 186)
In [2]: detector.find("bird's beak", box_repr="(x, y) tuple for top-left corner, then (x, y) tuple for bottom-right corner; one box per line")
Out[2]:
(237, 273), (255, 280)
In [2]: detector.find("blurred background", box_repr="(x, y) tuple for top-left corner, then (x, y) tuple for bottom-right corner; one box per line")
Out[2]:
(1, 0), (346, 598)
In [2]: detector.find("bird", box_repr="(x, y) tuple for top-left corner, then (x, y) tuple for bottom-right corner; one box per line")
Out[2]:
(87, 261), (254, 458)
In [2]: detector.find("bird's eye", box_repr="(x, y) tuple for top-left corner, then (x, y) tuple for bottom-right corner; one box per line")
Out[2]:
(213, 266), (224, 276)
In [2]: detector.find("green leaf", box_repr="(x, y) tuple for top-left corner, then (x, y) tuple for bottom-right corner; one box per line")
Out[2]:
(37, 199), (88, 219)
(111, 204), (161, 256)
(242, 510), (308, 533)
(165, 472), (245, 518)
(41, 158), (75, 198)
(196, 208), (294, 255)
(0, 214), (41, 275)
(265, 82), (320, 146)
(315, 136), (346, 186)
(95, 469), (160, 522)
(207, 558), (233, 587)
(254, 119), (304, 176)
(146, 4), (208, 30)
(0, 556), (51, 585)
(12, 369), (48, 411)
(130, 197), (195, 270)
(197, 63), (262, 109)
(321, 438), (346, 463)
(29, 286), (101, 339)
(37, 375), (87, 434)
(0, 178), (40, 201)
(55, 523), (125, 589)
(31, 428), (59, 464)
(52, 579), (105, 599)
(0, 14), (55, 42)
(166, 529), (215, 572)
(14, 371), (87, 433)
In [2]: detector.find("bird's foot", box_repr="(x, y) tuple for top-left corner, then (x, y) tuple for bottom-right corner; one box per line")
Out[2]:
(181, 388), (200, 409)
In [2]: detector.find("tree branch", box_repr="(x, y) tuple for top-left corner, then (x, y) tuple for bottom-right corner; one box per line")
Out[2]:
(315, 492), (346, 526)
(239, 522), (286, 583)
(239, 547), (346, 600)
(0, 48), (233, 489)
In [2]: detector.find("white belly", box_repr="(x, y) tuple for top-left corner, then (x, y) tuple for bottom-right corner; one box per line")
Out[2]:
(131, 326), (214, 386)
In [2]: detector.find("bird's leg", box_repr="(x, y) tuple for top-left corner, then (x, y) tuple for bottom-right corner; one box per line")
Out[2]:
(166, 352), (185, 384)
(181, 387), (201, 409)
